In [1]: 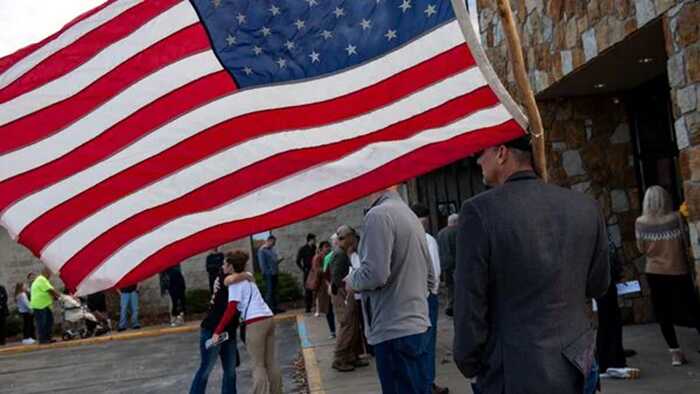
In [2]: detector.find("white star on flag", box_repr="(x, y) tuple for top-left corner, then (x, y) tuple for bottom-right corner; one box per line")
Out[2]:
(306, 0), (318, 7)
(236, 13), (246, 24)
(309, 51), (320, 63)
(260, 26), (272, 37)
(225, 34), (236, 46)
(385, 29), (397, 41)
(269, 5), (281, 16)
(399, 0), (411, 13)
(333, 7), (345, 18)
(360, 19), (372, 30)
(253, 46), (263, 55)
(285, 40), (295, 50)
(425, 4), (437, 17)
(345, 44), (357, 55)
(321, 30), (333, 40)
(294, 19), (305, 30)
(243, 66), (253, 75)
(276, 57), (287, 68)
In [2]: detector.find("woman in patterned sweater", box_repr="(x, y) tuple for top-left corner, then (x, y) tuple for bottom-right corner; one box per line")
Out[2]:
(636, 185), (700, 366)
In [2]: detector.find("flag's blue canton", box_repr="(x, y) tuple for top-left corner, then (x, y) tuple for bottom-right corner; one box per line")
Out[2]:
(191, 0), (455, 88)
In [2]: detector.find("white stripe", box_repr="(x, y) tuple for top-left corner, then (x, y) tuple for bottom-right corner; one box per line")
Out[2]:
(0, 51), (222, 183)
(75, 105), (514, 295)
(0, 1), (142, 90)
(41, 67), (487, 267)
(1, 21), (465, 235)
(0, 1), (199, 127)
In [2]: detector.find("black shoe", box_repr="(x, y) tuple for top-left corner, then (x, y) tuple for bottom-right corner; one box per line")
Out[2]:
(274, 308), (286, 314)
(117, 327), (126, 332)
(445, 308), (453, 317)
(132, 325), (141, 330)
(432, 384), (449, 394)
(624, 349), (637, 358)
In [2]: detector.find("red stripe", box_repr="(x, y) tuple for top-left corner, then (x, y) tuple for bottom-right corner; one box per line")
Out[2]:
(0, 0), (182, 105)
(60, 87), (500, 288)
(0, 24), (211, 155)
(18, 45), (473, 255)
(108, 121), (524, 292)
(0, 1), (116, 75)
(0, 71), (236, 220)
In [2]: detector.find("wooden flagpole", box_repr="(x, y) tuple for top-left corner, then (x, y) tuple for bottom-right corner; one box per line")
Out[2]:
(495, 0), (549, 182)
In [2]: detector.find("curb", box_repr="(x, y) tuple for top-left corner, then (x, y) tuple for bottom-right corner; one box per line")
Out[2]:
(0, 311), (300, 356)
(297, 314), (325, 394)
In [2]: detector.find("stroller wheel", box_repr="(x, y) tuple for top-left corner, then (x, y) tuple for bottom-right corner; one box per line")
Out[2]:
(62, 333), (72, 341)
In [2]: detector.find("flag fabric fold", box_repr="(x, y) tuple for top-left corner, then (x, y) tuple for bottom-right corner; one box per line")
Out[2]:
(0, 0), (527, 295)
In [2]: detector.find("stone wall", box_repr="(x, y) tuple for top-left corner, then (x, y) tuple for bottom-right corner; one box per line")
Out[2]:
(476, 0), (683, 96)
(540, 96), (652, 322)
(670, 1), (700, 280)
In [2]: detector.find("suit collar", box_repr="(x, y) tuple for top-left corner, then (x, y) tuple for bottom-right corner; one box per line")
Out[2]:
(505, 170), (538, 183)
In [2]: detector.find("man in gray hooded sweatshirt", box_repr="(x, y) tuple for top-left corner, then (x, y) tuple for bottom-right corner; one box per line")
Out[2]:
(350, 185), (435, 394)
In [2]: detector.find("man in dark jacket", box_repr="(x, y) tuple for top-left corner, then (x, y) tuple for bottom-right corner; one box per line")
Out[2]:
(297, 233), (317, 313)
(454, 136), (610, 394)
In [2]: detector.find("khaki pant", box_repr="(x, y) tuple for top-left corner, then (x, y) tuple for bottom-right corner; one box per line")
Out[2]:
(333, 289), (363, 364)
(246, 318), (282, 394)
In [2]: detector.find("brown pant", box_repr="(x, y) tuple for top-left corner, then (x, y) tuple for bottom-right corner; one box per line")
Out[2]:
(333, 289), (363, 364)
(246, 318), (282, 394)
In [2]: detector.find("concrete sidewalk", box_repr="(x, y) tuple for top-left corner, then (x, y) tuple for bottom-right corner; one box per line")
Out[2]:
(299, 311), (700, 393)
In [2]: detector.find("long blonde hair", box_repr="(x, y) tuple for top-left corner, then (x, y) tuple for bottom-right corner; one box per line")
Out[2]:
(641, 185), (673, 219)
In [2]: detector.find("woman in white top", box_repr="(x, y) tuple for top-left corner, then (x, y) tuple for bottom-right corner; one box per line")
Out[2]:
(14, 282), (36, 344)
(213, 250), (281, 394)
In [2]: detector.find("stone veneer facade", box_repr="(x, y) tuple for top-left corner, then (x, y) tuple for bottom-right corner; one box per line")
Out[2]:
(476, 0), (699, 322)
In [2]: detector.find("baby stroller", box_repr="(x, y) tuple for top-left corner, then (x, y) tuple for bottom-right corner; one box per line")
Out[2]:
(59, 295), (111, 340)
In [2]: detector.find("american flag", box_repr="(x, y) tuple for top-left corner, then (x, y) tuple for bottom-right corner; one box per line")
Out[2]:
(0, 0), (527, 295)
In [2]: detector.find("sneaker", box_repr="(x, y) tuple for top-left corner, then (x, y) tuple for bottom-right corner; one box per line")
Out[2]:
(670, 349), (687, 366)
(132, 325), (141, 330)
(314, 312), (320, 317)
(604, 367), (640, 379)
(328, 332), (336, 339)
(22, 338), (36, 345)
(117, 327), (127, 332)
(445, 308), (454, 317)
(332, 361), (355, 372)
(354, 358), (370, 367)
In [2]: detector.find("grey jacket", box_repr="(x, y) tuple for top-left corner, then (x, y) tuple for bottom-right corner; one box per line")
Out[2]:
(350, 191), (435, 345)
(454, 171), (610, 394)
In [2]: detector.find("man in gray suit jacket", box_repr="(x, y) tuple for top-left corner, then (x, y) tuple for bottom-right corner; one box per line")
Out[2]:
(454, 136), (610, 394)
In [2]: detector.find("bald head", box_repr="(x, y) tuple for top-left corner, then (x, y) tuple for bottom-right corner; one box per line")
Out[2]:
(447, 213), (459, 226)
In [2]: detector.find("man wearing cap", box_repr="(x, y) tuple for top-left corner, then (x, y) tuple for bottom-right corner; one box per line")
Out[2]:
(350, 185), (435, 393)
(329, 225), (368, 372)
(453, 136), (610, 394)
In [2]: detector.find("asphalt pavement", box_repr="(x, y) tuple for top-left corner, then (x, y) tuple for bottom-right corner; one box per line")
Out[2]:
(0, 318), (303, 394)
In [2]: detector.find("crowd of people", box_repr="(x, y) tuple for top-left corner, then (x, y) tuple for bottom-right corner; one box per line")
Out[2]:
(2, 135), (700, 394)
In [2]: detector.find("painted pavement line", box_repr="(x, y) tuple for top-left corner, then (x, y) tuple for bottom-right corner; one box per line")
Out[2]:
(297, 314), (326, 394)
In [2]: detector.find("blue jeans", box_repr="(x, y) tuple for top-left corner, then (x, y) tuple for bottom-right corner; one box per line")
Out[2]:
(190, 328), (237, 394)
(34, 308), (53, 343)
(426, 294), (439, 385)
(374, 331), (431, 394)
(264, 274), (278, 312)
(118, 292), (139, 329)
(584, 358), (599, 394)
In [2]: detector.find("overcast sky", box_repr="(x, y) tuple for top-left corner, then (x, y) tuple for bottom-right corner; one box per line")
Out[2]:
(0, 0), (104, 57)
(0, 0), (479, 58)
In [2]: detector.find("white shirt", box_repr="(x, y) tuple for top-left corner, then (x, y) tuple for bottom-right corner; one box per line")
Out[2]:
(227, 281), (273, 322)
(426, 234), (441, 294)
(350, 252), (362, 300)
